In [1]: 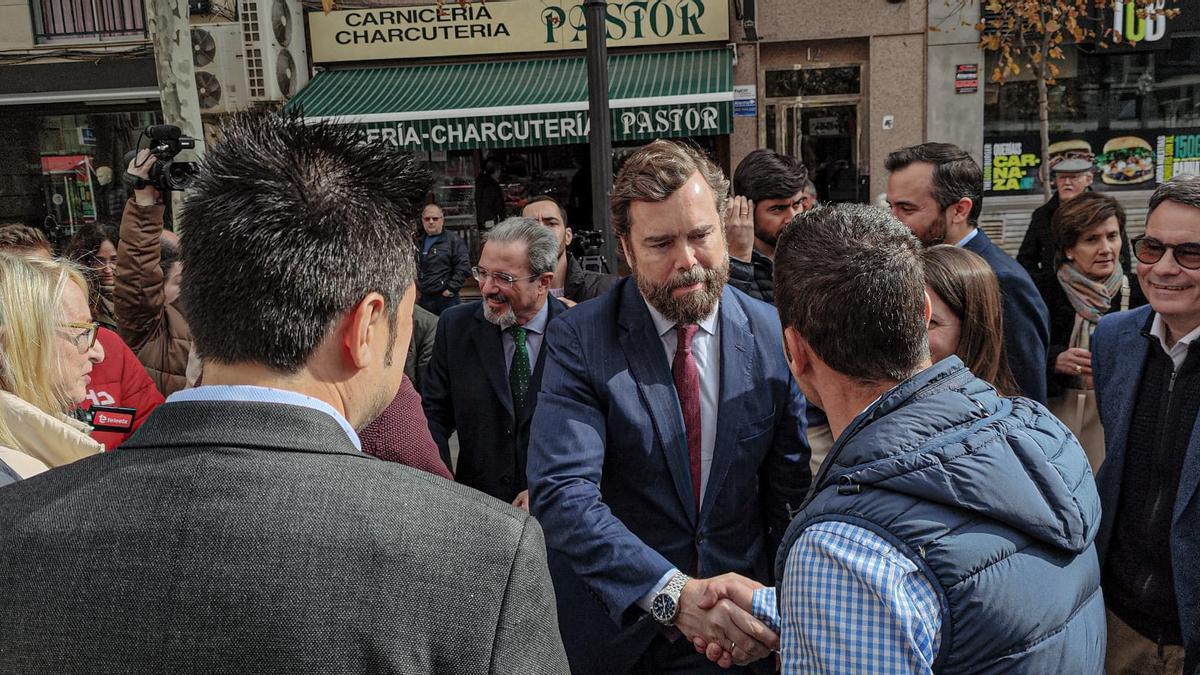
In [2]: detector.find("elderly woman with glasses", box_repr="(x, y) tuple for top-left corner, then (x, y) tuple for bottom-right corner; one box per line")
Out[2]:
(1037, 192), (1147, 471)
(0, 253), (106, 485)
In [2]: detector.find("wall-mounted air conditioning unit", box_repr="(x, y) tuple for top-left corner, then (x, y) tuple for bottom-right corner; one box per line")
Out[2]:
(191, 23), (250, 115)
(241, 0), (309, 103)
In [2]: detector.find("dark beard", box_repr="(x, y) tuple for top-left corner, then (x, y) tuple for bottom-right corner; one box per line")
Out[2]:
(922, 211), (949, 247)
(754, 224), (778, 248)
(634, 259), (729, 325)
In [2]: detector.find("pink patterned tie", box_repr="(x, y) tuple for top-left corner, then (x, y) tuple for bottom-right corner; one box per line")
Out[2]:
(672, 323), (702, 511)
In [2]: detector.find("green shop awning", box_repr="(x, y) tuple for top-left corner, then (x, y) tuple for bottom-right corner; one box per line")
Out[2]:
(285, 48), (732, 151)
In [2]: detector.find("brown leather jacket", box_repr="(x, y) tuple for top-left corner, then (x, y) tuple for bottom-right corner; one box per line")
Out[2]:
(115, 200), (191, 396)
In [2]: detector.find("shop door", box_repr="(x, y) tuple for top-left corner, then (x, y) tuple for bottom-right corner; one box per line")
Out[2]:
(767, 102), (863, 203)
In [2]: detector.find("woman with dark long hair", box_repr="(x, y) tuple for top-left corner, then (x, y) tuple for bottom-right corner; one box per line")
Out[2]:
(64, 222), (120, 332)
(924, 245), (1020, 396)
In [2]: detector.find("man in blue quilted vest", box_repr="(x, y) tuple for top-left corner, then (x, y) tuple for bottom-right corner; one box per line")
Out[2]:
(695, 203), (1105, 673)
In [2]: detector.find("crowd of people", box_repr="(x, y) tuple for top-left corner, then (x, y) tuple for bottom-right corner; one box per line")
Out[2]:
(0, 112), (1199, 675)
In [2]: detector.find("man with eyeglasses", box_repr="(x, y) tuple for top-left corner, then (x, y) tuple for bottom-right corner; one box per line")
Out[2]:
(1092, 175), (1200, 674)
(422, 216), (568, 508)
(416, 202), (471, 316)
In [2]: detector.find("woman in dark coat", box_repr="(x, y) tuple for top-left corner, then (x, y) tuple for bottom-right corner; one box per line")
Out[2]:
(1038, 192), (1146, 471)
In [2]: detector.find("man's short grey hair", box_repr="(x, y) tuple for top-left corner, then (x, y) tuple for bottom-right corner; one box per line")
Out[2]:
(484, 217), (559, 276)
(1149, 174), (1200, 215)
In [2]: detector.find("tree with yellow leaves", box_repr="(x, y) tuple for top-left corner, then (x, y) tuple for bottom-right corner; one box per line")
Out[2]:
(975, 0), (1181, 197)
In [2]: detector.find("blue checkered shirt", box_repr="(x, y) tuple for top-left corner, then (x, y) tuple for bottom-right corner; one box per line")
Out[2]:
(750, 520), (942, 673)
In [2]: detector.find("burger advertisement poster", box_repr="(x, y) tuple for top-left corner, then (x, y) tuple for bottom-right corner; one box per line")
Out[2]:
(983, 128), (1200, 196)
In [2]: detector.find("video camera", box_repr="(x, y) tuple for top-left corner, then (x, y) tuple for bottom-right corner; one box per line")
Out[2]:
(571, 230), (606, 258)
(570, 230), (610, 274)
(123, 125), (199, 192)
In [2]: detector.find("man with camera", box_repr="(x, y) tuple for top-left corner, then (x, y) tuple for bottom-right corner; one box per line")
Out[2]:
(521, 195), (617, 304)
(115, 147), (192, 396)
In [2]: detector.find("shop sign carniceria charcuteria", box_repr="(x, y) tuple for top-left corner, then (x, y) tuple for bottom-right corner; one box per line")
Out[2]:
(308, 0), (729, 63)
(356, 103), (728, 152)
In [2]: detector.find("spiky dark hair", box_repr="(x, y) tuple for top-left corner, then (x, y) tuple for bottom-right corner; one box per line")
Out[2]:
(180, 113), (430, 372)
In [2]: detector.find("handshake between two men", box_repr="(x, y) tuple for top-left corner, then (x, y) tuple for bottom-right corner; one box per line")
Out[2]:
(670, 573), (780, 669)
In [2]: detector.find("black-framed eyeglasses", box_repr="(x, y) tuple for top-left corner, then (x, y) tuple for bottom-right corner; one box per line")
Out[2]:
(471, 266), (539, 289)
(59, 321), (99, 353)
(1132, 235), (1200, 271)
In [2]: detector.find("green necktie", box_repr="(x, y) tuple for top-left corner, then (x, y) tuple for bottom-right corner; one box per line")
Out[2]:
(509, 326), (531, 419)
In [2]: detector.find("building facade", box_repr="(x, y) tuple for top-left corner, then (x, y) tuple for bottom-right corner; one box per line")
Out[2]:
(0, 0), (160, 236)
(731, 0), (1198, 253)
(288, 0), (736, 258)
(728, 0), (928, 205)
(974, 0), (1200, 250)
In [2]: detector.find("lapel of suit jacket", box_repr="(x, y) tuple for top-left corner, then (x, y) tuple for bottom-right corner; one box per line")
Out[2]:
(700, 290), (755, 521)
(617, 282), (697, 525)
(1175, 412), (1200, 526)
(1173, 327), (1200, 524)
(1097, 311), (1150, 503)
(521, 297), (567, 426)
(469, 303), (514, 421)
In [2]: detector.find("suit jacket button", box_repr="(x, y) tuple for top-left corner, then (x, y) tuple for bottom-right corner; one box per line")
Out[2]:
(696, 533), (705, 545)
(501, 475), (512, 485)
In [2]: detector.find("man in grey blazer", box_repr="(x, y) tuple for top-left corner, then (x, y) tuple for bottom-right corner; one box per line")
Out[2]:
(0, 116), (568, 674)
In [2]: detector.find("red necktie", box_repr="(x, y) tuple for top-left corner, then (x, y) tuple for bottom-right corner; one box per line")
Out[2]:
(672, 323), (702, 512)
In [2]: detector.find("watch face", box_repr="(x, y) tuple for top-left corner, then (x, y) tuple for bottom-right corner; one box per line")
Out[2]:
(651, 593), (676, 623)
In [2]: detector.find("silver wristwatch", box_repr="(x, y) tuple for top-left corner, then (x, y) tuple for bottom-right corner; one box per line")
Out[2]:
(650, 573), (691, 625)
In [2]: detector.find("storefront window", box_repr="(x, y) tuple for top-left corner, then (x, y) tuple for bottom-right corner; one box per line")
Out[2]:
(419, 137), (719, 264)
(422, 146), (584, 263)
(0, 110), (158, 244)
(427, 150), (478, 227)
(982, 17), (1200, 196)
(985, 47), (1200, 133)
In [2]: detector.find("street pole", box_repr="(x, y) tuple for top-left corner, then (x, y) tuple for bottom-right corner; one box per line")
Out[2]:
(146, 0), (205, 230)
(583, 0), (617, 273)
